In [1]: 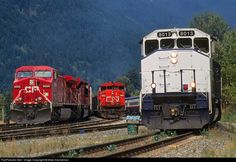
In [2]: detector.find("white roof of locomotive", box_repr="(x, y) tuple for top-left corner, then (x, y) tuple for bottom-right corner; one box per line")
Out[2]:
(143, 28), (210, 40)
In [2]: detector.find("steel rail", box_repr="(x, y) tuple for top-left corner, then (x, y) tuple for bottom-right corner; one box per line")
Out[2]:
(0, 117), (106, 131)
(31, 131), (158, 158)
(0, 119), (118, 133)
(102, 131), (194, 158)
(0, 120), (124, 141)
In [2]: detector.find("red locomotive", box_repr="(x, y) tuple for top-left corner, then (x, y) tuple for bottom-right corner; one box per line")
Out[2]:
(10, 66), (92, 124)
(94, 82), (126, 119)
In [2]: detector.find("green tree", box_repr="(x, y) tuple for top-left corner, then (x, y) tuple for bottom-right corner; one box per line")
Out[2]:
(116, 75), (134, 97)
(189, 12), (230, 41)
(216, 30), (236, 107)
(189, 13), (236, 108)
(116, 69), (140, 96)
(127, 69), (140, 90)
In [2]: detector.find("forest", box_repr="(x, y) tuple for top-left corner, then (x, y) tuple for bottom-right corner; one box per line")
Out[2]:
(1, 0), (236, 120)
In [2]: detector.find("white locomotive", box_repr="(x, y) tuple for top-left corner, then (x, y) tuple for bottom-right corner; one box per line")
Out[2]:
(140, 28), (221, 130)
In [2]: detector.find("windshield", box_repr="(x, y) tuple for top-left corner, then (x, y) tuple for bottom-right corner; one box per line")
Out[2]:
(177, 38), (192, 48)
(119, 86), (124, 90)
(194, 38), (209, 53)
(35, 71), (52, 78)
(101, 86), (124, 90)
(16, 71), (33, 78)
(160, 39), (174, 49)
(145, 40), (159, 56)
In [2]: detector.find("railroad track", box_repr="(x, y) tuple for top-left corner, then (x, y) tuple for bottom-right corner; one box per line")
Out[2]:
(0, 119), (125, 141)
(0, 116), (103, 131)
(0, 123), (22, 131)
(32, 131), (194, 158)
(103, 131), (193, 158)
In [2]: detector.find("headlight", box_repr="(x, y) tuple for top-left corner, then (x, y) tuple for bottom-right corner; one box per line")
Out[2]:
(29, 79), (34, 85)
(44, 92), (49, 97)
(171, 58), (178, 64)
(43, 85), (50, 88)
(151, 83), (156, 89)
(190, 82), (196, 88)
(171, 52), (177, 58)
(14, 85), (21, 89)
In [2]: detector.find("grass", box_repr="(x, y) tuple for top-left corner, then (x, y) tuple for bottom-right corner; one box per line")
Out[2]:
(106, 144), (117, 152)
(201, 128), (236, 157)
(153, 130), (177, 142)
(0, 126), (149, 157)
(221, 108), (236, 123)
(200, 128), (209, 137)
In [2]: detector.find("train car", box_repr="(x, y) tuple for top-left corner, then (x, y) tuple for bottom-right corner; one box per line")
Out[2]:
(10, 66), (92, 124)
(140, 28), (222, 130)
(125, 96), (140, 115)
(95, 82), (126, 119)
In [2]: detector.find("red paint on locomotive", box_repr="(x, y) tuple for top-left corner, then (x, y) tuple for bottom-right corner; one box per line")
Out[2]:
(10, 66), (92, 124)
(97, 82), (126, 118)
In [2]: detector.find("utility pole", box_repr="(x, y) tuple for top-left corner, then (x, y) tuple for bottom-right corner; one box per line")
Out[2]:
(0, 94), (9, 124)
(0, 94), (4, 123)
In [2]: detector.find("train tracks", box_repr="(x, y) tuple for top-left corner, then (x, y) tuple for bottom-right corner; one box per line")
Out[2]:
(32, 131), (194, 158)
(0, 118), (126, 141)
(0, 116), (102, 131)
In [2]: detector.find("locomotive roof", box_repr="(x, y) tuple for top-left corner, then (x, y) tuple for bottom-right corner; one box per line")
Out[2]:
(100, 82), (124, 87)
(63, 75), (88, 85)
(143, 28), (210, 40)
(64, 75), (76, 82)
(16, 66), (55, 72)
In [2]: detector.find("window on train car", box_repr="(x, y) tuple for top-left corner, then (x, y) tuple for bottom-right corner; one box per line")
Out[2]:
(113, 86), (119, 90)
(177, 38), (192, 48)
(35, 71), (52, 78)
(119, 86), (124, 90)
(145, 40), (159, 55)
(53, 71), (58, 79)
(16, 71), (33, 78)
(160, 39), (175, 49)
(101, 87), (106, 91)
(107, 86), (112, 90)
(85, 85), (89, 97)
(194, 38), (209, 53)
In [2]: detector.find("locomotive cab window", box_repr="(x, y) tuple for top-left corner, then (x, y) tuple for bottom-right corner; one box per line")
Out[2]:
(35, 71), (52, 78)
(119, 86), (124, 90)
(177, 38), (192, 48)
(53, 71), (58, 79)
(160, 39), (174, 49)
(194, 38), (209, 53)
(101, 87), (106, 91)
(85, 85), (89, 97)
(16, 71), (33, 78)
(113, 86), (119, 90)
(145, 40), (159, 56)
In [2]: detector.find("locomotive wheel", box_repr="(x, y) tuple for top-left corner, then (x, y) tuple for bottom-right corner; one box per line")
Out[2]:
(51, 108), (60, 122)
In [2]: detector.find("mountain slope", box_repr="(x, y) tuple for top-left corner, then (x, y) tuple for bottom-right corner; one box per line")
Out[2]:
(0, 0), (236, 92)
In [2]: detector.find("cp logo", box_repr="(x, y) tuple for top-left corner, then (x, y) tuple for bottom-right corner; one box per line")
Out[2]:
(25, 86), (39, 93)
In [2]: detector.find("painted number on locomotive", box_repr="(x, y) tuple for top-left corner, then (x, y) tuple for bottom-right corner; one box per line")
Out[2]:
(157, 31), (172, 38)
(179, 30), (195, 37)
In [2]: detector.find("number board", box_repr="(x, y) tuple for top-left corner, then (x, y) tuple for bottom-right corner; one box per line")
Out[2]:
(157, 31), (172, 38)
(179, 30), (195, 37)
